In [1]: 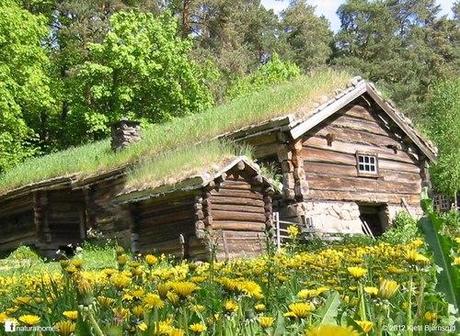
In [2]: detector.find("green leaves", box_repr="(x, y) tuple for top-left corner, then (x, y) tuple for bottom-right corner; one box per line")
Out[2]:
(69, 11), (213, 142)
(420, 215), (460, 315)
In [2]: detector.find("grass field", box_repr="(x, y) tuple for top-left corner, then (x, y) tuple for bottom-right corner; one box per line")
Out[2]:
(0, 70), (349, 194)
(0, 225), (459, 336)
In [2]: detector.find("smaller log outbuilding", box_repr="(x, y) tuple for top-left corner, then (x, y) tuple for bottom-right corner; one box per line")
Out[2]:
(115, 157), (275, 261)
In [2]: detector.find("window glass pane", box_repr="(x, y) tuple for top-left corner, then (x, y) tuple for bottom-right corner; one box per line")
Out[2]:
(365, 165), (370, 171)
(359, 156), (364, 163)
(365, 157), (369, 163)
(370, 157), (375, 164)
(359, 164), (365, 171)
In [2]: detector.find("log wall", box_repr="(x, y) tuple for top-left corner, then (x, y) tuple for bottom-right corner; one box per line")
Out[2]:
(302, 97), (423, 207)
(208, 174), (270, 259)
(84, 175), (132, 247)
(132, 194), (198, 258)
(0, 195), (35, 253)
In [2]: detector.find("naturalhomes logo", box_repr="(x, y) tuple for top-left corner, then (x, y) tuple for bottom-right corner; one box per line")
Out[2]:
(4, 319), (55, 333)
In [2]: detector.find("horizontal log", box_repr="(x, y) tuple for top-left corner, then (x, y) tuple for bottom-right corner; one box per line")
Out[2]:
(210, 203), (265, 214)
(245, 132), (279, 146)
(341, 103), (378, 122)
(212, 210), (267, 222)
(211, 221), (265, 231)
(210, 189), (264, 200)
(306, 189), (420, 205)
(305, 174), (421, 194)
(303, 162), (421, 183)
(302, 147), (420, 173)
(328, 114), (391, 136)
(304, 136), (416, 164)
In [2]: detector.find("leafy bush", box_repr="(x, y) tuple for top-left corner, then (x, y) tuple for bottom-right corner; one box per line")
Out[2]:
(6, 245), (41, 262)
(381, 211), (419, 244)
(227, 53), (301, 99)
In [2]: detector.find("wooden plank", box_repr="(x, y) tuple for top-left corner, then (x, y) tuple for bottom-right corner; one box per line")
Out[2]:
(312, 126), (404, 149)
(212, 221), (266, 231)
(304, 136), (416, 164)
(210, 189), (264, 200)
(212, 210), (267, 222)
(365, 84), (436, 161)
(303, 162), (420, 183)
(210, 196), (265, 207)
(306, 189), (420, 205)
(210, 203), (265, 214)
(290, 83), (367, 139)
(302, 147), (420, 173)
(326, 115), (391, 137)
(305, 174), (421, 194)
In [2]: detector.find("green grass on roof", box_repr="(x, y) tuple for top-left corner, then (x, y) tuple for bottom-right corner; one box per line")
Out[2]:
(125, 140), (253, 192)
(0, 70), (350, 193)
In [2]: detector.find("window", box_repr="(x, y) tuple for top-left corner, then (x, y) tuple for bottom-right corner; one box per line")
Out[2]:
(356, 152), (378, 176)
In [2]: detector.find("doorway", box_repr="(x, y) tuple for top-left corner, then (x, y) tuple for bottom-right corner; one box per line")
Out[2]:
(358, 204), (388, 237)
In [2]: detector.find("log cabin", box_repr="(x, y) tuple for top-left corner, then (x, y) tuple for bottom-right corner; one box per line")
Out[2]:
(115, 157), (274, 260)
(227, 78), (437, 235)
(0, 75), (437, 257)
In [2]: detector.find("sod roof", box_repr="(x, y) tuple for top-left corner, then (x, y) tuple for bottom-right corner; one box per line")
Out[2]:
(0, 70), (351, 195)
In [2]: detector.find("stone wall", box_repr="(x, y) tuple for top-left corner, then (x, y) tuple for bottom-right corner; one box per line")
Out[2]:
(279, 200), (423, 235)
(111, 119), (141, 151)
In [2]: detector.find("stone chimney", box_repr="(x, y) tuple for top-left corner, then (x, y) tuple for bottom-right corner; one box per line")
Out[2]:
(111, 119), (141, 151)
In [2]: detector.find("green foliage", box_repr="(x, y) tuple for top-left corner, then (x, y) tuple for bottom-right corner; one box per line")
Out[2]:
(0, 70), (350, 192)
(227, 53), (301, 99)
(381, 211), (419, 244)
(67, 10), (213, 142)
(0, 0), (54, 172)
(280, 0), (333, 71)
(420, 214), (460, 316)
(334, 0), (459, 117)
(424, 79), (460, 196)
(6, 245), (41, 262)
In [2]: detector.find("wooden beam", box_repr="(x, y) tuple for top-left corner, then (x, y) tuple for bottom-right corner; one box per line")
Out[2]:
(290, 83), (367, 139)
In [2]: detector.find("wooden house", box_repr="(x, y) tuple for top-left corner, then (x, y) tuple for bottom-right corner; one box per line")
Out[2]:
(115, 157), (274, 260)
(227, 77), (437, 236)
(0, 75), (438, 257)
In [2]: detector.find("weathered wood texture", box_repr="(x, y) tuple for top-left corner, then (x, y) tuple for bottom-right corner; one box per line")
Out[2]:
(302, 99), (423, 206)
(0, 195), (35, 252)
(46, 189), (85, 245)
(209, 175), (268, 259)
(133, 194), (197, 257)
(85, 175), (132, 244)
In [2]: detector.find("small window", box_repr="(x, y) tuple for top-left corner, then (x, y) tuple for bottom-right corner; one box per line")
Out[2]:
(356, 152), (378, 176)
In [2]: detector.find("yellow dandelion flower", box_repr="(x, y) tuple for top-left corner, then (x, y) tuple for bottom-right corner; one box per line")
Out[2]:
(424, 311), (438, 322)
(347, 267), (367, 279)
(132, 305), (144, 318)
(145, 254), (158, 266)
(378, 279), (399, 299)
(170, 281), (198, 298)
(224, 300), (239, 313)
(97, 296), (115, 307)
(19, 314), (40, 326)
(355, 320), (373, 333)
(167, 291), (180, 305)
(364, 287), (378, 296)
(453, 257), (460, 266)
(405, 250), (430, 265)
(54, 320), (76, 336)
(170, 329), (185, 336)
(0, 312), (9, 323)
(143, 293), (164, 309)
(117, 254), (129, 266)
(62, 311), (78, 321)
(306, 325), (359, 336)
(255, 303), (266, 312)
(137, 322), (148, 331)
(111, 273), (131, 289)
(157, 283), (171, 299)
(287, 302), (314, 318)
(287, 225), (300, 239)
(258, 316), (275, 328)
(189, 322), (207, 333)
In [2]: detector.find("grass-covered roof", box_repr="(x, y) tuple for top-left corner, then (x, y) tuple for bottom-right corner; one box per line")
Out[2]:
(0, 70), (351, 195)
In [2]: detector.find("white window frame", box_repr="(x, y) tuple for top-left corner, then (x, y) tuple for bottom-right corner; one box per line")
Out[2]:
(356, 152), (379, 177)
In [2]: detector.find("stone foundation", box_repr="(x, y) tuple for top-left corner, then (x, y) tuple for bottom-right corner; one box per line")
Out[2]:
(279, 201), (423, 234)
